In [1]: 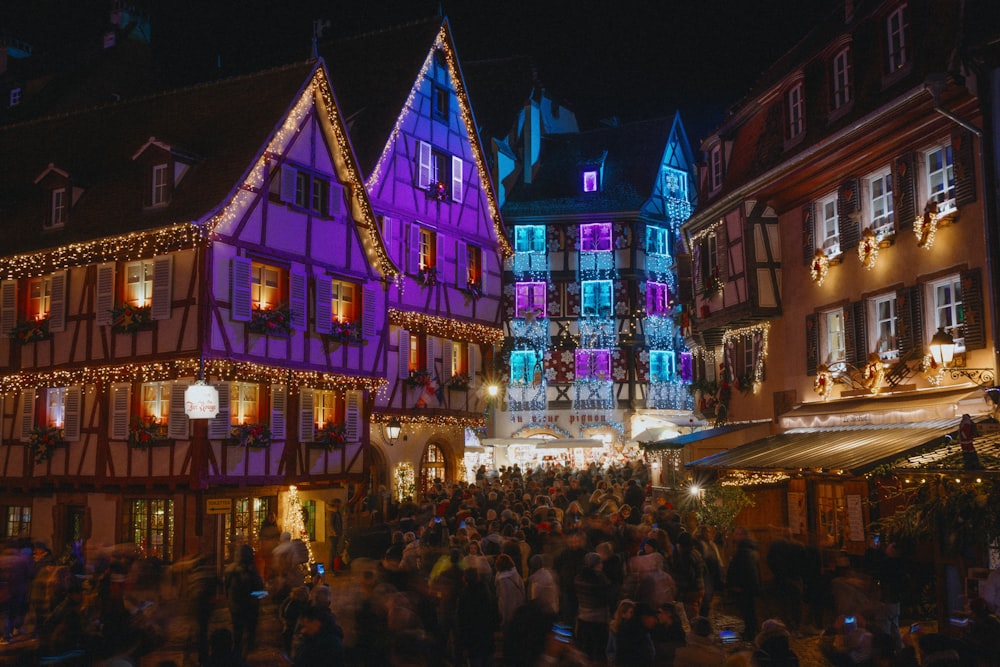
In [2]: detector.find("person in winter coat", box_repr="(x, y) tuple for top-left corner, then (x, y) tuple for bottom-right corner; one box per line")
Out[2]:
(495, 553), (525, 631)
(456, 567), (497, 667)
(224, 544), (265, 659)
(727, 526), (762, 640)
(574, 552), (612, 662)
(527, 554), (559, 616)
(752, 618), (800, 667)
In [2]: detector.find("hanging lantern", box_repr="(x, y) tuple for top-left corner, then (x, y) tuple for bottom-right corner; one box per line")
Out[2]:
(810, 248), (830, 285)
(858, 228), (879, 270)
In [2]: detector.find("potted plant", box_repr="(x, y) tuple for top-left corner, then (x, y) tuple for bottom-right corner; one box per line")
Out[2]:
(314, 421), (348, 450)
(332, 320), (361, 343)
(427, 181), (450, 202)
(446, 373), (470, 390)
(27, 426), (65, 463)
(405, 370), (432, 388)
(417, 266), (438, 288)
(128, 416), (168, 449)
(230, 423), (271, 448)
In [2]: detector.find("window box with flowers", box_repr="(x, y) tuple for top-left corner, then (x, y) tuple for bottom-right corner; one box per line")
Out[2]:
(417, 266), (438, 288)
(128, 416), (171, 449)
(460, 280), (483, 303)
(701, 269), (724, 299)
(330, 320), (363, 344)
(111, 303), (154, 334)
(445, 373), (470, 391)
(228, 423), (271, 449)
(404, 370), (432, 388)
(310, 421), (348, 451)
(10, 318), (51, 345)
(247, 306), (293, 337)
(26, 426), (66, 464)
(426, 181), (450, 202)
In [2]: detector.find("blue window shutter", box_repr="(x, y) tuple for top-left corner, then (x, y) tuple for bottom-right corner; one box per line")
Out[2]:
(451, 155), (463, 203)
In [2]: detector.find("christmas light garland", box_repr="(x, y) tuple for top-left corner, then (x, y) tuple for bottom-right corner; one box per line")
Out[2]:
(857, 228), (879, 270)
(389, 308), (503, 345)
(810, 249), (830, 285)
(687, 219), (724, 246)
(372, 413), (485, 428)
(721, 322), (769, 390)
(719, 470), (791, 487)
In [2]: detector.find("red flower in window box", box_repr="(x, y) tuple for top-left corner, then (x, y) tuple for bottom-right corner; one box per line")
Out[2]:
(417, 266), (438, 288)
(128, 416), (168, 449)
(427, 181), (450, 202)
(314, 421), (347, 450)
(248, 306), (293, 336)
(26, 426), (65, 463)
(10, 318), (50, 344)
(229, 422), (272, 448)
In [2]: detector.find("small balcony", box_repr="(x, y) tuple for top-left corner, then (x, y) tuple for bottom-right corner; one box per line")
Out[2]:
(573, 379), (614, 411)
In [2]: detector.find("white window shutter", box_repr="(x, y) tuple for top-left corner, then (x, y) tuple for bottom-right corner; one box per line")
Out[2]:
(314, 277), (333, 335)
(0, 280), (16, 337)
(381, 216), (395, 248)
(426, 335), (437, 376)
(167, 382), (190, 440)
(63, 385), (82, 442)
(481, 254), (490, 296)
(298, 388), (315, 443)
(271, 384), (287, 440)
(362, 286), (376, 338)
(328, 182), (344, 217)
(289, 270), (307, 330)
(436, 232), (446, 271)
(230, 257), (252, 322)
(451, 155), (463, 203)
(151, 255), (173, 320)
(418, 141), (432, 189)
(345, 390), (362, 442)
(408, 225), (421, 273)
(455, 241), (467, 287)
(110, 383), (131, 441)
(280, 165), (297, 203)
(95, 264), (115, 326)
(207, 383), (231, 439)
(19, 388), (35, 441)
(48, 270), (67, 333)
(469, 344), (480, 388)
(398, 330), (410, 379)
(441, 340), (454, 379)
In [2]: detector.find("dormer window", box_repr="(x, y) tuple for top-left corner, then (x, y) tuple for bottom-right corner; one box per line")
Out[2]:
(9, 88), (21, 107)
(34, 164), (75, 231)
(709, 144), (723, 193)
(132, 137), (194, 210)
(582, 169), (599, 193)
(151, 164), (169, 207)
(886, 4), (909, 73)
(786, 82), (805, 140)
(48, 188), (67, 229)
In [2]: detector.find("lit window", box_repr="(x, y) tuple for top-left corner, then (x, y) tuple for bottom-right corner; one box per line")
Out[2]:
(9, 88), (21, 107)
(575, 349), (611, 381)
(871, 294), (898, 360)
(47, 188), (67, 229)
(930, 275), (964, 349)
(5, 506), (30, 539)
(832, 47), (851, 109)
(822, 308), (846, 365)
(408, 332), (425, 372)
(151, 164), (168, 206)
(331, 279), (357, 323)
(514, 225), (546, 253)
(867, 167), (894, 233)
(818, 193), (839, 254)
(251, 261), (283, 311)
(580, 223), (612, 252)
(418, 227), (436, 269)
(466, 244), (482, 287)
(582, 170), (599, 193)
(649, 350), (676, 383)
(47, 387), (67, 430)
(417, 141), (461, 201)
(123, 498), (174, 561)
(450, 341), (468, 376)
(925, 144), (955, 212)
(510, 350), (541, 385)
(646, 281), (670, 316)
(28, 276), (52, 321)
(709, 145), (723, 192)
(515, 282), (547, 318)
(786, 82), (805, 139)
(230, 381), (260, 425)
(581, 280), (613, 318)
(886, 4), (908, 72)
(141, 381), (171, 425)
(646, 225), (669, 257)
(126, 260), (154, 308)
(314, 389), (344, 428)
(662, 167), (687, 200)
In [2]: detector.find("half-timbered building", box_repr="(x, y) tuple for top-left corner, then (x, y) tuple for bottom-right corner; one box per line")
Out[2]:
(0, 61), (395, 562)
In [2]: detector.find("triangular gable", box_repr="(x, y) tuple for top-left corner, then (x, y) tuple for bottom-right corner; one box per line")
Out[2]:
(131, 136), (173, 161)
(204, 62), (398, 280)
(363, 20), (511, 258)
(32, 163), (70, 185)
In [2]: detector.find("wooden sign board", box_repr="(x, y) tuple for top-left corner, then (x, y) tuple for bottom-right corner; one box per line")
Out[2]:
(206, 498), (231, 515)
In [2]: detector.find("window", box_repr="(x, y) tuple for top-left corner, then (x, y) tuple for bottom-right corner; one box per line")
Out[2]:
(786, 82), (805, 139)
(419, 444), (448, 499)
(251, 261), (284, 311)
(867, 167), (894, 233)
(331, 279), (357, 323)
(662, 167), (687, 200)
(581, 280), (613, 318)
(418, 227), (436, 270)
(709, 145), (723, 192)
(126, 260), (154, 307)
(510, 350), (541, 385)
(408, 332), (425, 372)
(9, 88), (21, 107)
(925, 144), (955, 213)
(822, 308), (847, 365)
(417, 141), (463, 203)
(280, 166), (334, 216)
(27, 275), (52, 321)
(646, 281), (670, 316)
(515, 282), (547, 318)
(141, 381), (171, 425)
(871, 294), (898, 360)
(886, 4), (909, 73)
(818, 193), (839, 254)
(575, 349), (611, 381)
(514, 225), (546, 253)
(230, 381), (260, 425)
(649, 350), (676, 383)
(832, 47), (852, 109)
(646, 225), (669, 257)
(314, 389), (344, 428)
(5, 506), (30, 538)
(816, 483), (847, 548)
(151, 164), (168, 207)
(47, 188), (67, 229)
(699, 233), (719, 285)
(122, 498), (174, 560)
(580, 223), (612, 252)
(930, 275), (964, 349)
(465, 244), (482, 287)
(449, 341), (468, 376)
(582, 170), (599, 193)
(47, 387), (67, 429)
(432, 83), (449, 121)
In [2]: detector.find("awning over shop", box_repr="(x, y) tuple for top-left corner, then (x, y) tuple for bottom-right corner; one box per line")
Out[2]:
(482, 437), (605, 448)
(641, 421), (773, 452)
(778, 386), (990, 429)
(687, 419), (961, 477)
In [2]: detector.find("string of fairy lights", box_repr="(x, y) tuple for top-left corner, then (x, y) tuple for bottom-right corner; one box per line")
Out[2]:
(721, 322), (770, 390)
(388, 308), (504, 346)
(372, 412), (486, 428)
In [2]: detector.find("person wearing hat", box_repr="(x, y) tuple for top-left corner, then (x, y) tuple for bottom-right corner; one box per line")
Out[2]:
(673, 616), (726, 666)
(752, 618), (800, 666)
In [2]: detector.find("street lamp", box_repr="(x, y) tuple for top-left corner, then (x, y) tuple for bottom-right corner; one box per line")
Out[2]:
(927, 327), (996, 395)
(929, 327), (955, 366)
(384, 417), (402, 447)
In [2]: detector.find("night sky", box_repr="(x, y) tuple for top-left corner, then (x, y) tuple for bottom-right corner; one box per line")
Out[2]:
(2, 0), (833, 142)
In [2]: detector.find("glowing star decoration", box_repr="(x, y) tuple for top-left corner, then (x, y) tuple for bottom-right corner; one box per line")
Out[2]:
(862, 353), (885, 393)
(914, 202), (939, 249)
(814, 364), (834, 400)
(810, 248), (830, 285)
(858, 228), (879, 270)
(284, 485), (315, 566)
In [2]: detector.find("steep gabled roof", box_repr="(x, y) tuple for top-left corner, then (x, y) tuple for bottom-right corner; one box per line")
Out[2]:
(0, 62), (316, 258)
(502, 117), (673, 217)
(319, 17), (443, 177)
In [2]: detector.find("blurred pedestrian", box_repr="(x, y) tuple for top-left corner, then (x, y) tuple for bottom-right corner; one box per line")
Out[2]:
(728, 526), (761, 640)
(224, 544), (264, 659)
